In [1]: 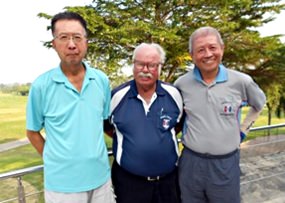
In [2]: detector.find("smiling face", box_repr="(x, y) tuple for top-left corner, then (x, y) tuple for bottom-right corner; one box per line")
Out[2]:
(191, 33), (224, 77)
(52, 19), (88, 67)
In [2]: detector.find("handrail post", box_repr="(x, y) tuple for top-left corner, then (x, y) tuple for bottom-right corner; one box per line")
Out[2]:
(17, 176), (26, 203)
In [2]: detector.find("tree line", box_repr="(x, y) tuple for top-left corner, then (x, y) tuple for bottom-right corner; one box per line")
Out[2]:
(0, 83), (30, 95)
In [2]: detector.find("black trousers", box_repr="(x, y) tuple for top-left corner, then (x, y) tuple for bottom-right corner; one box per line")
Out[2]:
(112, 161), (181, 203)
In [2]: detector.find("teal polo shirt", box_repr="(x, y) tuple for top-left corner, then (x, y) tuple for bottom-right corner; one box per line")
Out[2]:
(174, 64), (266, 155)
(26, 62), (111, 192)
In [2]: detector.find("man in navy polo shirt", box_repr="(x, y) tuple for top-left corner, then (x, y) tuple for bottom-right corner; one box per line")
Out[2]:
(175, 26), (266, 203)
(105, 43), (183, 203)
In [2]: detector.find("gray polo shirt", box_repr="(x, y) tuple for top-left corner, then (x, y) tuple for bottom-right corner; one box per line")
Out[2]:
(174, 64), (266, 155)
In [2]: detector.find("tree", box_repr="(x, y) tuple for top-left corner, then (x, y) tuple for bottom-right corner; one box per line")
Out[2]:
(252, 41), (285, 124)
(276, 90), (285, 118)
(39, 0), (285, 87)
(265, 82), (282, 125)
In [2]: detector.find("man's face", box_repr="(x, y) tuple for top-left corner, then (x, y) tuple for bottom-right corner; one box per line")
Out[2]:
(133, 47), (161, 90)
(191, 34), (224, 75)
(52, 20), (88, 66)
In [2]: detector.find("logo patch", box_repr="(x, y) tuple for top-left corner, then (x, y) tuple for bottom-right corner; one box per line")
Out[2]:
(162, 118), (170, 129)
(220, 102), (235, 116)
(159, 108), (172, 130)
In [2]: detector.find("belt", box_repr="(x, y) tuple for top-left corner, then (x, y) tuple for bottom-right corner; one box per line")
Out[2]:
(184, 146), (238, 159)
(114, 161), (176, 182)
(146, 176), (161, 181)
(139, 170), (175, 182)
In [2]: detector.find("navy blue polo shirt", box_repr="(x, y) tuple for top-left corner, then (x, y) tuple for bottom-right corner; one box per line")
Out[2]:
(110, 80), (183, 177)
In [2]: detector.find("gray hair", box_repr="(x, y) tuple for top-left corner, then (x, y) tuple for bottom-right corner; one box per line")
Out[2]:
(189, 26), (224, 54)
(132, 43), (166, 64)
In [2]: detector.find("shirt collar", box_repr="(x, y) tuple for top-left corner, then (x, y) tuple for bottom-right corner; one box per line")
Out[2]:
(51, 61), (95, 83)
(193, 64), (228, 83)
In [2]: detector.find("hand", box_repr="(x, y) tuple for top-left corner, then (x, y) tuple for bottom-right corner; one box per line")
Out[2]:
(240, 131), (246, 143)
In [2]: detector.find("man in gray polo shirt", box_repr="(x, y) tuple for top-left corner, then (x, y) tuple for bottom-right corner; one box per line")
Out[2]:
(174, 26), (266, 203)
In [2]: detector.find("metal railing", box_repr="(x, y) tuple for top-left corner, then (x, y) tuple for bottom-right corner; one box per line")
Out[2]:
(1, 123), (285, 203)
(248, 123), (285, 132)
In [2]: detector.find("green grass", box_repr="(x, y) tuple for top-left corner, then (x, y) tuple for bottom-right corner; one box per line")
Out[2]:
(241, 106), (285, 141)
(0, 144), (44, 202)
(0, 144), (42, 173)
(242, 106), (285, 126)
(0, 93), (27, 144)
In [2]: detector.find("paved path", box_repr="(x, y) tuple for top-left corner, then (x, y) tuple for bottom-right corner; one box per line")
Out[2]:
(240, 135), (285, 202)
(0, 138), (30, 153)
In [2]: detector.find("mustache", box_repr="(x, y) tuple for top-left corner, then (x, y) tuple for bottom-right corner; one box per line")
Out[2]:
(138, 72), (153, 78)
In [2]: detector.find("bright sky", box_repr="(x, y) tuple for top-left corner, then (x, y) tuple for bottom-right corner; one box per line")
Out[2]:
(0, 1), (284, 84)
(0, 0), (92, 84)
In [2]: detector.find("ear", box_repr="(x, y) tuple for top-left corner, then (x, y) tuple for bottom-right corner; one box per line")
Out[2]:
(52, 39), (56, 49)
(221, 44), (225, 57)
(221, 44), (225, 51)
(189, 52), (194, 63)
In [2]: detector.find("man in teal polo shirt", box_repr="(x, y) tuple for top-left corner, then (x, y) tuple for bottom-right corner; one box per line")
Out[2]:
(175, 26), (266, 203)
(26, 12), (115, 203)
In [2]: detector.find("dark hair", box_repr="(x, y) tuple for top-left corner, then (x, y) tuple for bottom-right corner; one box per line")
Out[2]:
(51, 11), (87, 35)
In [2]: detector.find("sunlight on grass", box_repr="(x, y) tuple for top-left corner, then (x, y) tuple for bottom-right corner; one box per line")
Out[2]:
(242, 106), (285, 127)
(240, 106), (285, 141)
(0, 93), (27, 143)
(0, 145), (42, 173)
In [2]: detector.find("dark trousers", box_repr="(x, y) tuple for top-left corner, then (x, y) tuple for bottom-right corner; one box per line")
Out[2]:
(179, 147), (240, 203)
(112, 161), (181, 203)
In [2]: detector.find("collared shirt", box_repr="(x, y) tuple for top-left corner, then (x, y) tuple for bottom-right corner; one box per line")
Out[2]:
(26, 62), (111, 192)
(175, 64), (266, 155)
(110, 80), (183, 177)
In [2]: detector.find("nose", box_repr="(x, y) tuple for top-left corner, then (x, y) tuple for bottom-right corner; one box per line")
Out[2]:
(204, 48), (213, 57)
(67, 38), (76, 49)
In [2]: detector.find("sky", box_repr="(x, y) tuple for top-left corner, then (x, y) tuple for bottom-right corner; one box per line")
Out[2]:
(0, 1), (284, 84)
(0, 0), (92, 84)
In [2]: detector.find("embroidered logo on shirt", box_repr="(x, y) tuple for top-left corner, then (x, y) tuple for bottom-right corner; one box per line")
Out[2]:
(220, 99), (235, 116)
(224, 104), (232, 113)
(162, 116), (171, 129)
(159, 108), (172, 130)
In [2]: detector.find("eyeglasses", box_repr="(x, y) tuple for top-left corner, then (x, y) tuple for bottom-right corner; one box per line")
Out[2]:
(54, 34), (86, 43)
(134, 60), (162, 71)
